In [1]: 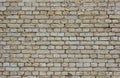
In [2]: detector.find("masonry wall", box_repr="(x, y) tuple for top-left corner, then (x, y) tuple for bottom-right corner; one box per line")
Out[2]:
(0, 0), (120, 78)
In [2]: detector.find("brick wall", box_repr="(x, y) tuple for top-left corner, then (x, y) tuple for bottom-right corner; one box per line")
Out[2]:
(0, 0), (120, 78)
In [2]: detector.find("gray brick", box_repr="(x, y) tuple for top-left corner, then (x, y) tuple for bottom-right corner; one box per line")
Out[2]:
(6, 67), (19, 71)
(7, 7), (20, 10)
(0, 7), (6, 11)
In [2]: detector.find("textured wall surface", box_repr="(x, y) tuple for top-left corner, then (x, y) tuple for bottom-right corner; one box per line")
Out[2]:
(0, 0), (120, 78)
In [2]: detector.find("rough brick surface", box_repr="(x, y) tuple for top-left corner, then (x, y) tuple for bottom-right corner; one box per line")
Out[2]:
(0, 0), (120, 78)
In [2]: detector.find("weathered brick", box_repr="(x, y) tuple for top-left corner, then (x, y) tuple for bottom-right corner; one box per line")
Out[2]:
(22, 7), (35, 10)
(23, 0), (36, 2)
(6, 67), (19, 71)
(7, 7), (20, 10)
(0, 0), (6, 2)
(0, 7), (6, 11)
